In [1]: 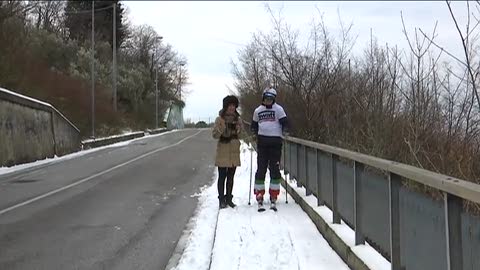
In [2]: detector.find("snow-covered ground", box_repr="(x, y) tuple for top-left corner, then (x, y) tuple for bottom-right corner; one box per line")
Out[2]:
(170, 142), (352, 270)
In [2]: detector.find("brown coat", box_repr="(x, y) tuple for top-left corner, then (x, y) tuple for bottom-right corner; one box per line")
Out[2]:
(212, 116), (246, 167)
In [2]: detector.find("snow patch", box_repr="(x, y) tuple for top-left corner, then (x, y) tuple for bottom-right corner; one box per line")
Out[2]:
(170, 142), (350, 270)
(0, 87), (52, 107)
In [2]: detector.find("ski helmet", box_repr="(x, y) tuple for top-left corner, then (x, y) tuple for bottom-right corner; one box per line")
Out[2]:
(263, 87), (277, 100)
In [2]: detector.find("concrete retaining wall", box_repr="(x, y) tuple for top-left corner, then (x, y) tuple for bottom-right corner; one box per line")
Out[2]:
(0, 87), (81, 167)
(52, 108), (82, 156)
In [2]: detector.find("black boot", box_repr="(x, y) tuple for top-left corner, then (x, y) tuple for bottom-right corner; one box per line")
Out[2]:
(226, 195), (236, 208)
(225, 170), (236, 208)
(218, 196), (227, 209)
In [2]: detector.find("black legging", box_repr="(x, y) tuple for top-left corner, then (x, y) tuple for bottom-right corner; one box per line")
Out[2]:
(218, 167), (236, 199)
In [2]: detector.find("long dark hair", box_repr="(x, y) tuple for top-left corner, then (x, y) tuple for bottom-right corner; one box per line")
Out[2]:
(220, 108), (240, 118)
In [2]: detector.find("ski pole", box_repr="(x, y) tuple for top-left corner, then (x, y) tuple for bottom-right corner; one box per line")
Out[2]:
(248, 143), (253, 205)
(283, 139), (288, 204)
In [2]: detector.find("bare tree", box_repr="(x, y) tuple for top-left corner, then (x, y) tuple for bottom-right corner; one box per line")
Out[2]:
(29, 1), (65, 33)
(418, 1), (480, 111)
(123, 24), (162, 69)
(0, 1), (34, 25)
(445, 0), (480, 109)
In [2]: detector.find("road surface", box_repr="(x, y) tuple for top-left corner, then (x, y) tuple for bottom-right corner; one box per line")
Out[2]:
(0, 129), (216, 270)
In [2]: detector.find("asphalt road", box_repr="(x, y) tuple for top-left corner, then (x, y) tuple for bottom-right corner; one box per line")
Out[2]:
(0, 129), (216, 270)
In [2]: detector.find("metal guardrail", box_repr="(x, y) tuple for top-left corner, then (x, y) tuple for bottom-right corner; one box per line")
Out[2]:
(81, 128), (170, 149)
(282, 136), (480, 270)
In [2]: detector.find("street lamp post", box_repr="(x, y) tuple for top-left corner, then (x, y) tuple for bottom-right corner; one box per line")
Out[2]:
(155, 36), (163, 129)
(112, 2), (117, 112)
(67, 1), (115, 138)
(91, 1), (95, 139)
(155, 66), (159, 129)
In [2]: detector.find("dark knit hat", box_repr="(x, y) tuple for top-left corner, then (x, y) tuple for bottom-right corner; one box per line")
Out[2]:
(223, 95), (239, 109)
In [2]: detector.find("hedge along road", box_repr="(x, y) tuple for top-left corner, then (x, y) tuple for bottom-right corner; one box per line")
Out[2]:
(0, 129), (217, 270)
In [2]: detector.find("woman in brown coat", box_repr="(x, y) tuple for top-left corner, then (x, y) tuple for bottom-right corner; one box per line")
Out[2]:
(212, 95), (245, 209)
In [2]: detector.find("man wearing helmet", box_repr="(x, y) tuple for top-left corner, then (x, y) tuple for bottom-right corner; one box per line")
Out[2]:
(251, 87), (289, 211)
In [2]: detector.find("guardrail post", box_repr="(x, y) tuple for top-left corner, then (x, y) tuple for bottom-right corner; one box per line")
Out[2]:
(289, 141), (292, 177)
(389, 173), (402, 270)
(444, 192), (463, 270)
(305, 145), (312, 196)
(282, 140), (289, 204)
(316, 149), (324, 206)
(296, 143), (302, 188)
(354, 161), (365, 245)
(332, 153), (340, 224)
(286, 141), (293, 190)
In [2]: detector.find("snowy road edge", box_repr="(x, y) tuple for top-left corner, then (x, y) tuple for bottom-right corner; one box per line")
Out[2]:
(165, 171), (219, 270)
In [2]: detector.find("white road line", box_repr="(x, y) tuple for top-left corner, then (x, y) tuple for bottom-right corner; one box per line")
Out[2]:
(0, 130), (203, 216)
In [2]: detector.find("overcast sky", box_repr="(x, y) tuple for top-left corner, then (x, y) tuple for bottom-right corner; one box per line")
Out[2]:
(123, 1), (469, 122)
